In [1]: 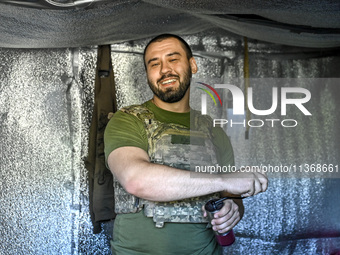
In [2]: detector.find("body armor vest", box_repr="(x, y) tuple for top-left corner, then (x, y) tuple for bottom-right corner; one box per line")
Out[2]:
(114, 105), (220, 227)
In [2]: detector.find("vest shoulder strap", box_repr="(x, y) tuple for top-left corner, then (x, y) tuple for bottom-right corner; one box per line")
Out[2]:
(120, 104), (154, 122)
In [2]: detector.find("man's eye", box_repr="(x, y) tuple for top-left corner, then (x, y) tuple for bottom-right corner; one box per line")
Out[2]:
(151, 63), (159, 67)
(170, 59), (178, 62)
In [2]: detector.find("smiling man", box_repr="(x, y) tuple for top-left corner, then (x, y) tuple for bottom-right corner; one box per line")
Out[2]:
(104, 34), (268, 254)
(144, 36), (195, 109)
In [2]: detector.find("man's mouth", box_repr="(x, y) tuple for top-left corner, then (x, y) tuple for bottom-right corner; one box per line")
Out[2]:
(159, 78), (178, 87)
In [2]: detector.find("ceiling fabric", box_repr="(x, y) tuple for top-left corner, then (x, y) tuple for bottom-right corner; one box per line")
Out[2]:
(0, 0), (339, 48)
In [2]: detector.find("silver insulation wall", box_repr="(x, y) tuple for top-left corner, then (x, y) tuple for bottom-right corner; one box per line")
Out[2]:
(0, 31), (339, 254)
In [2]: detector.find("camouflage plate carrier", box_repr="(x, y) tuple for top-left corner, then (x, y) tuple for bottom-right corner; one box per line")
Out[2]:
(114, 105), (220, 228)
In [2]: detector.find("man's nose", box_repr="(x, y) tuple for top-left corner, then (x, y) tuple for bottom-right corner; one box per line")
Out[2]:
(160, 61), (172, 74)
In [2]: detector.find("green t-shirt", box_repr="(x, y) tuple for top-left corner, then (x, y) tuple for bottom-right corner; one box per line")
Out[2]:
(104, 100), (234, 255)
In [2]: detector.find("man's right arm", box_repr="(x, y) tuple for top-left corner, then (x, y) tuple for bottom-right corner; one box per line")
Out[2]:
(107, 146), (268, 202)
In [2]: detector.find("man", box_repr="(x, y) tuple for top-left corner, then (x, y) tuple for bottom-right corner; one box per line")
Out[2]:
(104, 34), (268, 254)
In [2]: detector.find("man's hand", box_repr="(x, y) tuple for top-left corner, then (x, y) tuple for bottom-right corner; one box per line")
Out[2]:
(202, 200), (242, 234)
(223, 171), (268, 197)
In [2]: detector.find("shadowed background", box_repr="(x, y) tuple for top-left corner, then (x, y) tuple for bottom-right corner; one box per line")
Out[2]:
(0, 1), (340, 254)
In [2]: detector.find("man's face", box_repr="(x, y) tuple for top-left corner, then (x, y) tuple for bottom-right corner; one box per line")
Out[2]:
(144, 38), (197, 103)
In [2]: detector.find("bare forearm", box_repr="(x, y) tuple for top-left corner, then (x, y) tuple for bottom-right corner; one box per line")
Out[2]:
(108, 147), (226, 201)
(124, 160), (226, 201)
(108, 147), (268, 202)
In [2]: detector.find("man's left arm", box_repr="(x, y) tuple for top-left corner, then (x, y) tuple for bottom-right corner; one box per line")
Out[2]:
(210, 192), (244, 234)
(207, 126), (244, 234)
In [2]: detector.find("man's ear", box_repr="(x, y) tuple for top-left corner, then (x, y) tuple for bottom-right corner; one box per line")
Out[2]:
(190, 57), (198, 74)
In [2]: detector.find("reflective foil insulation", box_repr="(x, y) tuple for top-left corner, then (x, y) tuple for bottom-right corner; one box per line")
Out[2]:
(0, 30), (339, 254)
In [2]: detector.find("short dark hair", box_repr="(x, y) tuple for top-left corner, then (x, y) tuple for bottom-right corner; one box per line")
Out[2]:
(143, 34), (193, 68)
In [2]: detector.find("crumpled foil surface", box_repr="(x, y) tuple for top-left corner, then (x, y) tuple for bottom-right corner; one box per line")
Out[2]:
(1, 0), (340, 48)
(0, 31), (339, 254)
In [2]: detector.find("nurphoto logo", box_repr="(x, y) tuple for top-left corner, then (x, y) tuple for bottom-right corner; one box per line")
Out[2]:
(196, 82), (312, 128)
